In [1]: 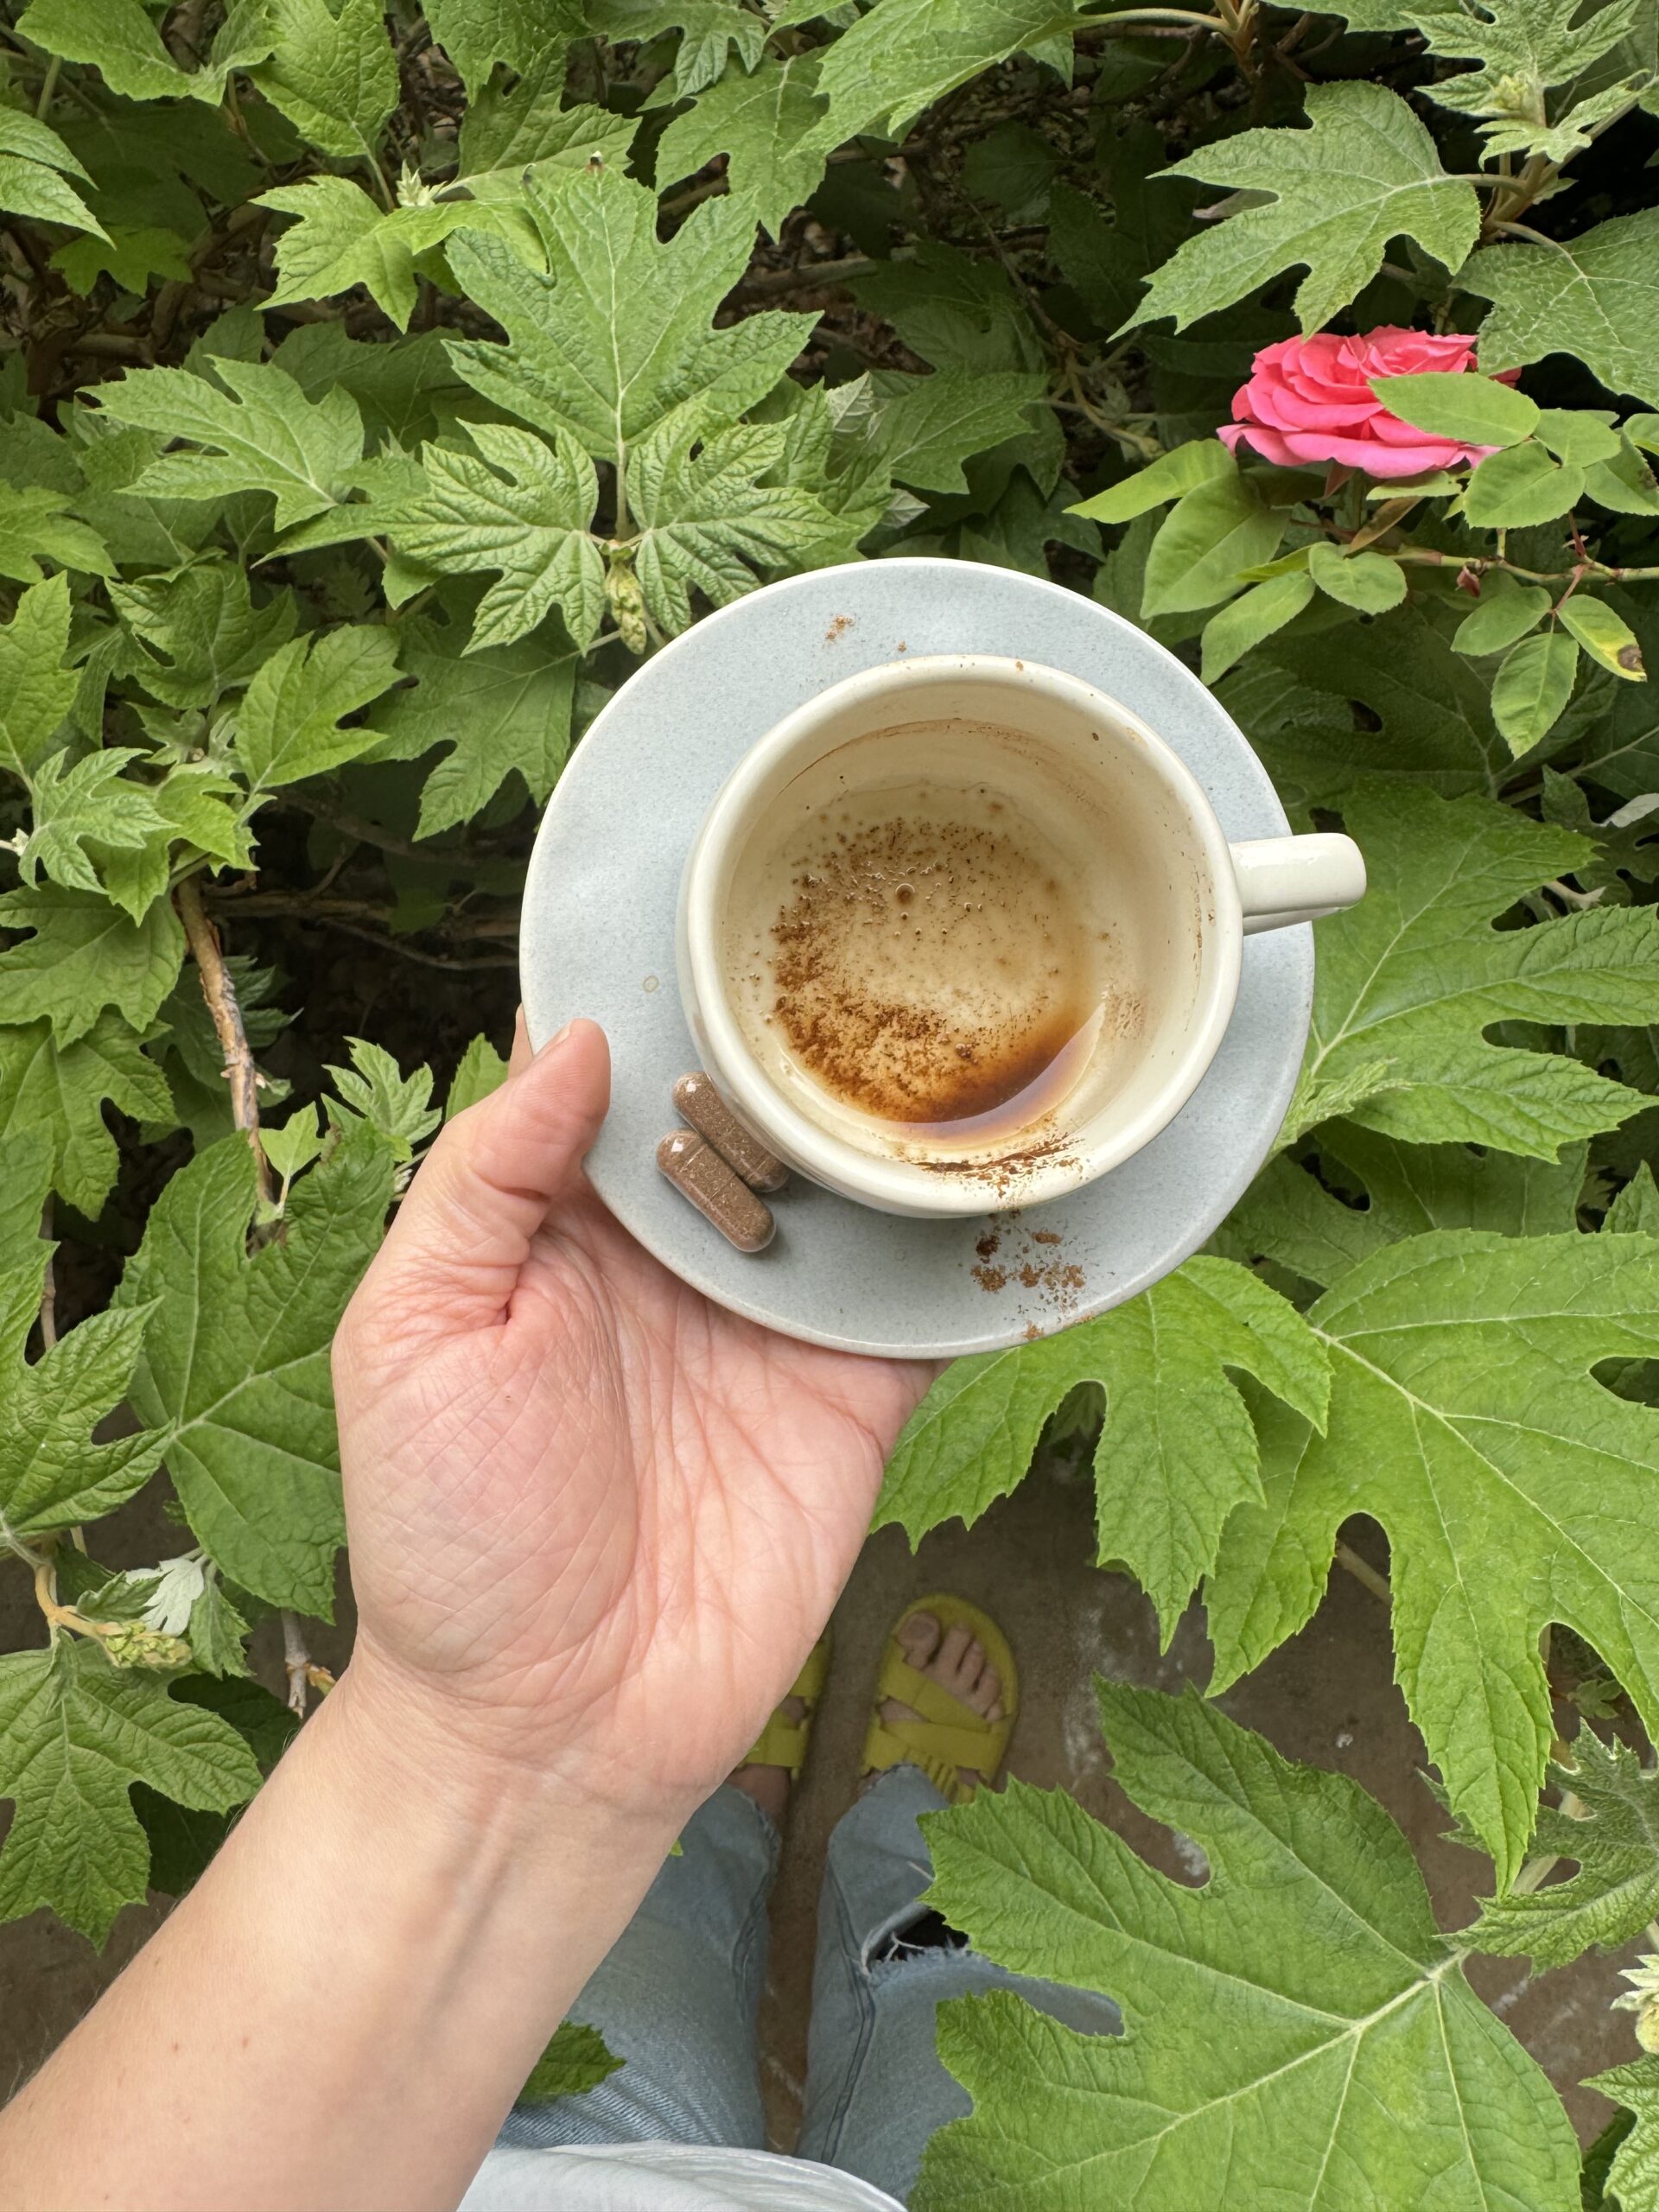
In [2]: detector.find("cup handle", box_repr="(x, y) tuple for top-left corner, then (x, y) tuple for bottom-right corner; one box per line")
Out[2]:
(1230, 833), (1366, 936)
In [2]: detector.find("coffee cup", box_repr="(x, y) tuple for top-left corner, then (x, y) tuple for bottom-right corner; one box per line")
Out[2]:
(676, 653), (1363, 1218)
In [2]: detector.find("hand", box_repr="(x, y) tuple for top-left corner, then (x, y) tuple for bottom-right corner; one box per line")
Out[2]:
(332, 1017), (932, 1823)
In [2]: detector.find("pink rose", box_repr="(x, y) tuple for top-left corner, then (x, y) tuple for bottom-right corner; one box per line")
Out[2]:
(1219, 327), (1514, 480)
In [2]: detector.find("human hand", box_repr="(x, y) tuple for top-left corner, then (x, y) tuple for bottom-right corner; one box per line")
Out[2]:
(332, 1017), (932, 1824)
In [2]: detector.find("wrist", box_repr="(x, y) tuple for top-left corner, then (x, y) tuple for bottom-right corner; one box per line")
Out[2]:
(309, 1649), (684, 1895)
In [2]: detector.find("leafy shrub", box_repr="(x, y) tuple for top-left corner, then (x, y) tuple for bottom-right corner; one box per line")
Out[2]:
(4, 0), (1659, 2199)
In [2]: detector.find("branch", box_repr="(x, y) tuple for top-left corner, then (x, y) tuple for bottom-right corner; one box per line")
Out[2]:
(1334, 1539), (1391, 1605)
(175, 873), (275, 1205)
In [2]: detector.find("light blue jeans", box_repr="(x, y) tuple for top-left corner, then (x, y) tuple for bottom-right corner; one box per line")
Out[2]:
(498, 1767), (1118, 2204)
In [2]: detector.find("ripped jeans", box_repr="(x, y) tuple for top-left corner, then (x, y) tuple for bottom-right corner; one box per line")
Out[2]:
(481, 1767), (1119, 2205)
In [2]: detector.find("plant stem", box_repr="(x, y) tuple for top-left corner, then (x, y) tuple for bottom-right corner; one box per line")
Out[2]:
(34, 54), (58, 118)
(281, 1610), (313, 1718)
(1334, 1539), (1391, 1604)
(175, 872), (274, 1205)
(37, 1197), (55, 1352)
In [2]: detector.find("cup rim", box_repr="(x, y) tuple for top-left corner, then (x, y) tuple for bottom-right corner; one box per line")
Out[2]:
(680, 652), (1244, 1216)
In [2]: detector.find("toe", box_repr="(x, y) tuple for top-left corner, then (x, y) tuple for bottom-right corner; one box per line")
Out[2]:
(899, 1611), (941, 1667)
(938, 1623), (973, 1681)
(977, 1665), (1001, 1719)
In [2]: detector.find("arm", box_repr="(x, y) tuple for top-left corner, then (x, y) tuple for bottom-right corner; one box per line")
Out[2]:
(0, 1018), (929, 2212)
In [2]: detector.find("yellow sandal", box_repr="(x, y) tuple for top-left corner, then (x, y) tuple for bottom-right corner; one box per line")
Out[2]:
(740, 1630), (831, 1780)
(861, 1593), (1017, 1805)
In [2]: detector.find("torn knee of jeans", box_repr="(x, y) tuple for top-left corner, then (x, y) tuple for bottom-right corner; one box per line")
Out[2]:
(871, 1906), (969, 1965)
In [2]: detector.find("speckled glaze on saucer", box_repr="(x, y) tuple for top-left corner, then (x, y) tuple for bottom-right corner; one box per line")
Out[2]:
(519, 559), (1312, 1359)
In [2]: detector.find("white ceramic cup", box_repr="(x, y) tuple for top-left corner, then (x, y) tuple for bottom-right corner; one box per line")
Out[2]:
(677, 654), (1363, 1217)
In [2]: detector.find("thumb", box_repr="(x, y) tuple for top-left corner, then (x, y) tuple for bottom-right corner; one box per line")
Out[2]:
(351, 1019), (611, 1337)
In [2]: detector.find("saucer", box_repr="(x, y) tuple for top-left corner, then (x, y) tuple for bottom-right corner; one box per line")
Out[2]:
(518, 559), (1311, 1359)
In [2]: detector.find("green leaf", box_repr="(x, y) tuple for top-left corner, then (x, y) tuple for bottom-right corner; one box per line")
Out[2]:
(261, 1103), (326, 1190)
(447, 1033), (509, 1116)
(655, 54), (830, 242)
(1302, 781), (1659, 1155)
(518, 2019), (623, 2106)
(0, 574), (76, 782)
(1587, 435), (1659, 515)
(111, 563), (297, 713)
(915, 1683), (1579, 2211)
(96, 359), (365, 533)
(0, 1639), (259, 1945)
(458, 69), (632, 197)
(1464, 439), (1584, 526)
(0, 110), (105, 239)
(1466, 1729), (1659, 1968)
(629, 413), (841, 638)
(50, 226), (192, 299)
(444, 169), (814, 460)
(1491, 627), (1581, 753)
(866, 367), (1045, 494)
(0, 1242), (162, 1542)
(365, 609), (578, 836)
(0, 1128), (53, 1271)
(1463, 213), (1659, 411)
(1306, 539), (1409, 613)
(813, 0), (1082, 148)
(19, 747), (168, 900)
(1208, 1226), (1659, 1885)
(0, 883), (184, 1045)
(0, 1014), (173, 1217)
(115, 1133), (394, 1613)
(1133, 82), (1481, 336)
(1067, 438), (1232, 524)
(1198, 571), (1314, 683)
(591, 0), (767, 94)
(326, 1038), (440, 1161)
(1141, 470), (1285, 618)
(1452, 571), (1552, 657)
(1535, 407), (1623, 466)
(258, 180), (429, 334)
(1586, 2059), (1659, 2211)
(235, 626), (402, 791)
(392, 424), (605, 653)
(1560, 594), (1646, 681)
(875, 1256), (1329, 1636)
(425, 0), (579, 85)
(249, 0), (399, 162)
(13, 0), (270, 105)
(1370, 368), (1540, 448)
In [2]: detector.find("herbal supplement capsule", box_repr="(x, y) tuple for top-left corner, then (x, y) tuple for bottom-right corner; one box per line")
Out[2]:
(672, 1071), (789, 1193)
(657, 1129), (775, 1253)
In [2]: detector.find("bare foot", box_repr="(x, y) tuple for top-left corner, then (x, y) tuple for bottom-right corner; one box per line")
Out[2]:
(864, 1610), (1005, 1796)
(728, 1693), (807, 1825)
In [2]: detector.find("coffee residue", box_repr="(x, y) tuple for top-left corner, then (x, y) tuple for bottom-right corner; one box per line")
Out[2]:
(968, 1215), (1086, 1321)
(766, 807), (1100, 1137)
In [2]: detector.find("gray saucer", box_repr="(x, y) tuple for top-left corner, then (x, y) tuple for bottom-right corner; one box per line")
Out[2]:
(519, 559), (1310, 1359)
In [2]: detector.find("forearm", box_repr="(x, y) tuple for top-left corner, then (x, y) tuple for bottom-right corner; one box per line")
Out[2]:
(0, 1662), (679, 2212)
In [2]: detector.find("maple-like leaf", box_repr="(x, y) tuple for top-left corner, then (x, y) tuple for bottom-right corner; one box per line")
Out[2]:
(234, 626), (402, 792)
(1132, 81), (1482, 335)
(875, 1257), (1330, 1637)
(1463, 212), (1659, 410)
(442, 168), (814, 461)
(391, 423), (606, 652)
(109, 563), (297, 712)
(655, 54), (830, 241)
(1586, 2057), (1659, 2210)
(1301, 781), (1659, 1156)
(1465, 1727), (1659, 1968)
(0, 485), (111, 587)
(627, 413), (841, 638)
(425, 0), (582, 85)
(0, 1638), (259, 1944)
(592, 0), (766, 95)
(871, 367), (1048, 493)
(115, 1132), (393, 1613)
(1205, 1226), (1659, 1887)
(914, 1683), (1579, 2211)
(0, 1014), (174, 1216)
(248, 0), (398, 162)
(17, 747), (168, 901)
(813, 0), (1083, 148)
(96, 359), (365, 533)
(0, 883), (183, 1045)
(365, 606), (579, 836)
(326, 1039), (441, 1162)
(13, 0), (271, 105)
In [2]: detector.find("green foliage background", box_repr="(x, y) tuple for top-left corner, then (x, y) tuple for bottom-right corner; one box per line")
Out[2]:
(8, 0), (1659, 2198)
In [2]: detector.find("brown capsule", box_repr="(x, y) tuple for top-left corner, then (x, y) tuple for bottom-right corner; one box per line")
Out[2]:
(657, 1129), (775, 1253)
(672, 1071), (789, 1193)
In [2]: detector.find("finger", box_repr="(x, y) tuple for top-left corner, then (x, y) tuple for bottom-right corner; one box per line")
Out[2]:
(353, 1019), (610, 1335)
(509, 1008), (532, 1077)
